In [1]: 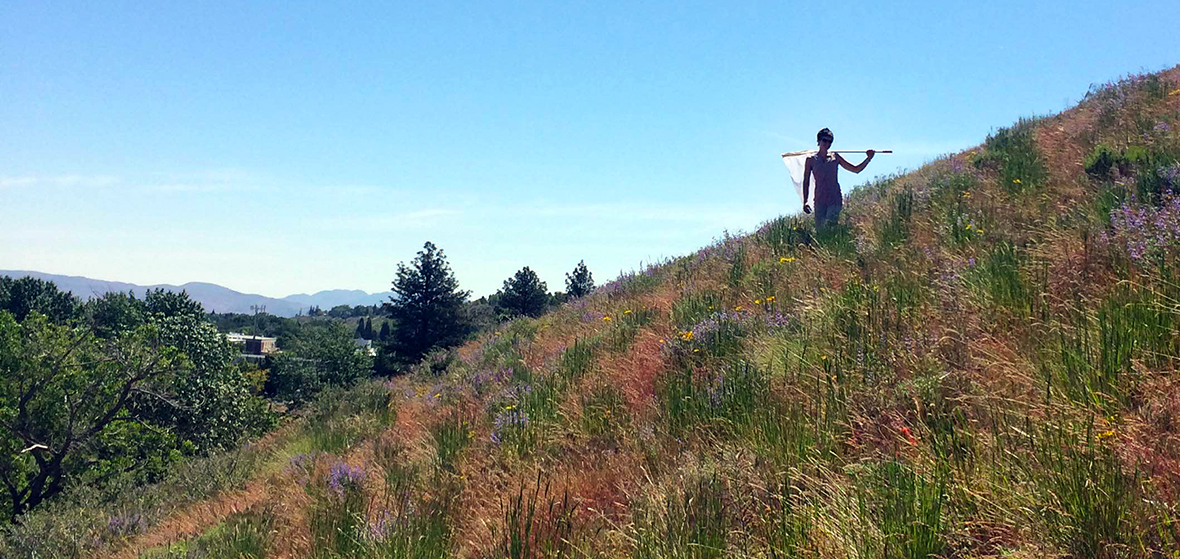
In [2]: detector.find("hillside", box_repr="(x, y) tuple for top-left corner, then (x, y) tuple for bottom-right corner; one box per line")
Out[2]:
(0, 270), (388, 316)
(5, 66), (1179, 559)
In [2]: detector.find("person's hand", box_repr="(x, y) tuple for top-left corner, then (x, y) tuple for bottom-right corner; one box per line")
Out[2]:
(803, 204), (812, 214)
(866, 149), (875, 158)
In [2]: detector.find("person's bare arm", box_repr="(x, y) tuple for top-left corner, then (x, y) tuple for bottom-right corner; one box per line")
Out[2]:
(836, 150), (875, 173)
(802, 157), (813, 213)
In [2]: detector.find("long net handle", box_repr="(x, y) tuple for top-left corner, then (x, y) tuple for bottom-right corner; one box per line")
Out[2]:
(781, 150), (893, 157)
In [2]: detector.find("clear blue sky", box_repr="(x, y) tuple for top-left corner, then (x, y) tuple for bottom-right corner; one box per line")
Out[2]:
(3, 1), (1177, 299)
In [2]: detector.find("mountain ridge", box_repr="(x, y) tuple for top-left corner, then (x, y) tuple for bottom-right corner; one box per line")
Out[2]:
(0, 270), (389, 317)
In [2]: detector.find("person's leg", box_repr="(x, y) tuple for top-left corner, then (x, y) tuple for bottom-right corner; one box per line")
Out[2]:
(815, 202), (841, 234)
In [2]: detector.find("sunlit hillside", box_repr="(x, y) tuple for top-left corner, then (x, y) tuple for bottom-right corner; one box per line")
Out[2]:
(6, 65), (1180, 559)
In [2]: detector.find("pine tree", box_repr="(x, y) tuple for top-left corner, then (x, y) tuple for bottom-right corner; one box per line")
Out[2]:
(385, 242), (471, 367)
(355, 319), (365, 339)
(565, 260), (595, 298)
(364, 318), (374, 340)
(498, 266), (550, 318)
(378, 321), (391, 341)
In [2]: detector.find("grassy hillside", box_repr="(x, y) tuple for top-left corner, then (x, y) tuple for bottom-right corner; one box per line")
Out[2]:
(7, 65), (1180, 559)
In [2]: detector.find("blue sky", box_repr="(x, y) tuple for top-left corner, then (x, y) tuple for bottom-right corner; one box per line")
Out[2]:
(3, 1), (1178, 299)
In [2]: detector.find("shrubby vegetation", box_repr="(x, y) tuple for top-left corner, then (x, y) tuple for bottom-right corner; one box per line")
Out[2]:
(0, 287), (273, 523)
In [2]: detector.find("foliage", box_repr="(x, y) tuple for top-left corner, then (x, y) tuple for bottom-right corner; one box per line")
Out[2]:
(0, 276), (81, 324)
(265, 322), (373, 407)
(0, 312), (185, 521)
(498, 267), (551, 319)
(565, 260), (595, 298)
(384, 242), (472, 369)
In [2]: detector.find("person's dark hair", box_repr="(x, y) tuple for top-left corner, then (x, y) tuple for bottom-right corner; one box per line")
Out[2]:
(817, 128), (834, 143)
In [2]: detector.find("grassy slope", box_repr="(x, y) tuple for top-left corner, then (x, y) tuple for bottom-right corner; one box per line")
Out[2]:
(8, 65), (1179, 559)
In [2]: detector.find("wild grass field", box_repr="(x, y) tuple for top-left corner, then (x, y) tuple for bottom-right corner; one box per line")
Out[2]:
(6, 65), (1180, 559)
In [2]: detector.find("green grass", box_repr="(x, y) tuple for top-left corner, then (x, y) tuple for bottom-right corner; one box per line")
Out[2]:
(760, 215), (812, 256)
(1028, 419), (1135, 559)
(631, 474), (728, 559)
(140, 509), (275, 559)
(493, 473), (576, 559)
(430, 412), (472, 473)
(856, 462), (948, 559)
(974, 118), (1048, 194)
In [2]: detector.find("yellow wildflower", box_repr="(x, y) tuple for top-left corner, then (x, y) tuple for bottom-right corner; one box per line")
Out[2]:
(624, 309), (632, 315)
(433, 393), (441, 398)
(766, 296), (776, 303)
(779, 256), (796, 263)
(962, 191), (971, 199)
(735, 305), (743, 311)
(681, 330), (694, 341)
(1170, 88), (1180, 96)
(659, 339), (666, 344)
(1013, 178), (1022, 184)
(965, 223), (972, 230)
(693, 348), (700, 353)
(603, 316), (612, 322)
(754, 299), (762, 305)
(1098, 430), (1115, 440)
(820, 354), (827, 361)
(505, 405), (515, 410)
(976, 229), (984, 235)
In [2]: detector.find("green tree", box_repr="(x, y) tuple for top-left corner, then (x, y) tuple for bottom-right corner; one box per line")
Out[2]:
(0, 312), (186, 520)
(497, 267), (550, 318)
(86, 291), (146, 339)
(265, 322), (373, 406)
(384, 242), (471, 368)
(85, 289), (274, 453)
(378, 321), (391, 341)
(0, 276), (81, 324)
(565, 260), (595, 298)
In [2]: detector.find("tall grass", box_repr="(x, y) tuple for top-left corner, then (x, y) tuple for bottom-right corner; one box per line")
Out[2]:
(759, 216), (812, 256)
(140, 508), (275, 559)
(856, 461), (948, 559)
(493, 472), (577, 559)
(1027, 419), (1136, 559)
(632, 474), (728, 559)
(975, 118), (1048, 194)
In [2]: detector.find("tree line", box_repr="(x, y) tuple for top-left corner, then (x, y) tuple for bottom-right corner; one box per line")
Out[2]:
(0, 243), (593, 521)
(373, 242), (593, 371)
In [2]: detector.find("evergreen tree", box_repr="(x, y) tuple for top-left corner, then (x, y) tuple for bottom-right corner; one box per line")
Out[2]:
(565, 260), (595, 298)
(355, 319), (365, 339)
(364, 318), (374, 340)
(384, 242), (471, 368)
(378, 321), (391, 341)
(498, 266), (550, 318)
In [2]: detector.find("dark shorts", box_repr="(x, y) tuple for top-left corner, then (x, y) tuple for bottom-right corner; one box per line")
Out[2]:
(815, 201), (842, 230)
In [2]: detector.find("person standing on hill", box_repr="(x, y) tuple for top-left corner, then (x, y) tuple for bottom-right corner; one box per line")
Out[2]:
(802, 128), (875, 232)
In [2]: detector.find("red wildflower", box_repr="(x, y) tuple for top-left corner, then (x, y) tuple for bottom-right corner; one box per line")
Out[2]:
(900, 426), (917, 445)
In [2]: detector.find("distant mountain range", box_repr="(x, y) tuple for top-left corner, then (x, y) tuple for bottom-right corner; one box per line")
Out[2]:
(0, 270), (390, 317)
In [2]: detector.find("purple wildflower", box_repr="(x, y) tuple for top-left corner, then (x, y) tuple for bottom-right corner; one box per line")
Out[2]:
(327, 461), (367, 499)
(106, 513), (147, 538)
(491, 408), (529, 445)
